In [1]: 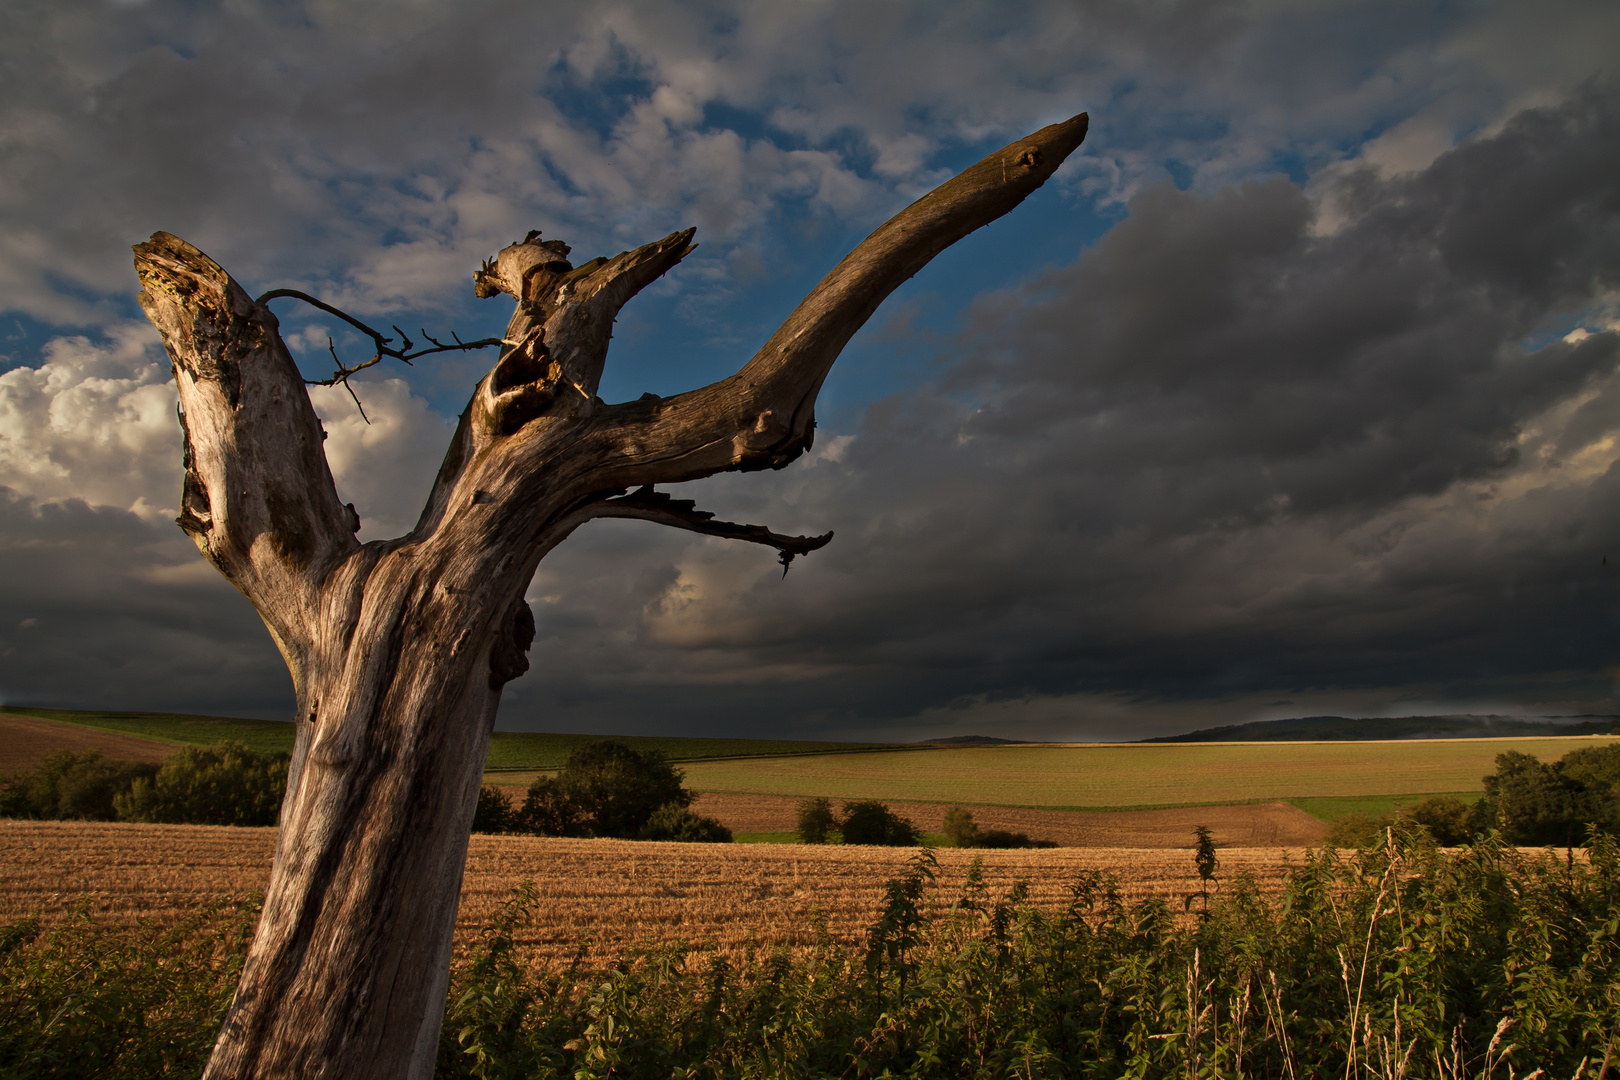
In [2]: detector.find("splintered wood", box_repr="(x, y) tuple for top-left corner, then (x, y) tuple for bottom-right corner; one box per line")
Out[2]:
(0, 820), (1305, 968)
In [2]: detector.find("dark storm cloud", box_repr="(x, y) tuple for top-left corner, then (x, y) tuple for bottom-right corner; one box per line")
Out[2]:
(3, 1), (1619, 737)
(500, 86), (1620, 739)
(0, 489), (290, 715)
(958, 85), (1620, 523)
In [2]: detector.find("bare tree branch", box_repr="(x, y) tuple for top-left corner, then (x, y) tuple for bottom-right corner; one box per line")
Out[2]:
(588, 485), (833, 575)
(577, 112), (1091, 491)
(257, 288), (505, 419)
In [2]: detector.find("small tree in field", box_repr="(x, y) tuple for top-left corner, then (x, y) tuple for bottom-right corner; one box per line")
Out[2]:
(637, 801), (732, 842)
(797, 796), (839, 844)
(469, 785), (520, 834)
(132, 111), (1088, 1078)
(521, 739), (690, 838)
(942, 806), (979, 847)
(840, 800), (919, 846)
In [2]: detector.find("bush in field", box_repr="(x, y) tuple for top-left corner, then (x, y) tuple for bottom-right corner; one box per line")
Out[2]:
(839, 799), (918, 846)
(1324, 811), (1395, 848)
(520, 740), (692, 839)
(796, 796), (839, 844)
(1399, 794), (1473, 845)
(115, 742), (287, 827)
(940, 806), (1051, 849)
(0, 751), (158, 822)
(941, 806), (977, 847)
(636, 802), (732, 843)
(470, 786), (521, 834)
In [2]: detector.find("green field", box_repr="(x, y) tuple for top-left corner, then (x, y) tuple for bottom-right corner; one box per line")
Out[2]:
(674, 738), (1620, 810)
(1286, 791), (1482, 822)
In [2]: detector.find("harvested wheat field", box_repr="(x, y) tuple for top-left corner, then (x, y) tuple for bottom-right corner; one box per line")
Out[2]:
(0, 820), (1306, 968)
(0, 713), (174, 777)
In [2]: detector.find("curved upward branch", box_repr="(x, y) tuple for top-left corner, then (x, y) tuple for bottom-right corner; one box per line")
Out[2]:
(579, 111), (1089, 488)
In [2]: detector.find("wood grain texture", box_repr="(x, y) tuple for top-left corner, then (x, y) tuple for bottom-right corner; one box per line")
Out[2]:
(133, 112), (1088, 1080)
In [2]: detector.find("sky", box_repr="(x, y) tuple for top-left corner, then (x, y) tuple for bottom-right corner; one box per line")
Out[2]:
(1, 0), (1618, 742)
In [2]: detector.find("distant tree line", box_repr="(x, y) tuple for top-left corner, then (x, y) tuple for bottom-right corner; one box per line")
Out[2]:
(471, 740), (731, 842)
(0, 737), (731, 842)
(795, 798), (1056, 848)
(1328, 742), (1620, 847)
(0, 743), (287, 826)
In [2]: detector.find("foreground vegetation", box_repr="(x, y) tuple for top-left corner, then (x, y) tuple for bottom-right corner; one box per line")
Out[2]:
(4, 828), (1616, 1078)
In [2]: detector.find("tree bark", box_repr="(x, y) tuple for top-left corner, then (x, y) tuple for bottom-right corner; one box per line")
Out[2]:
(133, 112), (1086, 1079)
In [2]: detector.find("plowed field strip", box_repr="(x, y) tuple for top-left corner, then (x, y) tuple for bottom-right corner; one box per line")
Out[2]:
(0, 714), (175, 777)
(0, 820), (1304, 968)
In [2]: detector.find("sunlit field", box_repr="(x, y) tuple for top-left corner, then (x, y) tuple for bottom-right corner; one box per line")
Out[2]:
(667, 737), (1620, 808)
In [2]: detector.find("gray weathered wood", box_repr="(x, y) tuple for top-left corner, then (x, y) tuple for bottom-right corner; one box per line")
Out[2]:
(134, 111), (1087, 1079)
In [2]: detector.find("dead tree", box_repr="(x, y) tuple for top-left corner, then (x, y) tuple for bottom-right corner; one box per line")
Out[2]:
(133, 112), (1087, 1079)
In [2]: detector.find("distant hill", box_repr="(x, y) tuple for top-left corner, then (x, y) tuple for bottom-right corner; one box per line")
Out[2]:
(1144, 714), (1620, 743)
(917, 735), (1036, 746)
(0, 707), (902, 771)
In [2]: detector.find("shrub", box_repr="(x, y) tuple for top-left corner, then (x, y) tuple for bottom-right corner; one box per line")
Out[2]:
(941, 806), (1047, 848)
(941, 806), (978, 847)
(115, 742), (287, 827)
(636, 802), (732, 843)
(839, 799), (918, 846)
(796, 796), (839, 844)
(0, 751), (159, 822)
(518, 776), (585, 837)
(1324, 811), (1394, 848)
(519, 740), (692, 839)
(470, 786), (520, 834)
(1400, 794), (1474, 845)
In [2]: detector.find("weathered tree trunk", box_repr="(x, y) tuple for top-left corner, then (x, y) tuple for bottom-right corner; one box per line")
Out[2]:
(134, 112), (1086, 1079)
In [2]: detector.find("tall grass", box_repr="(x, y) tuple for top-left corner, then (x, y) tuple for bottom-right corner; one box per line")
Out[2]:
(4, 829), (1616, 1078)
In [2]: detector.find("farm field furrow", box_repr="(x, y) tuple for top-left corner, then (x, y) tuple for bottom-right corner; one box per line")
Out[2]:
(673, 737), (1620, 807)
(0, 820), (1305, 968)
(0, 713), (177, 777)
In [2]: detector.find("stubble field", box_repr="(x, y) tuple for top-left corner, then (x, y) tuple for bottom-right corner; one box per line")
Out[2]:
(0, 820), (1303, 968)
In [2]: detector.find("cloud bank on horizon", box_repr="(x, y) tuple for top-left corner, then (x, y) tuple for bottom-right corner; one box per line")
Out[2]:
(1, 0), (1617, 741)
